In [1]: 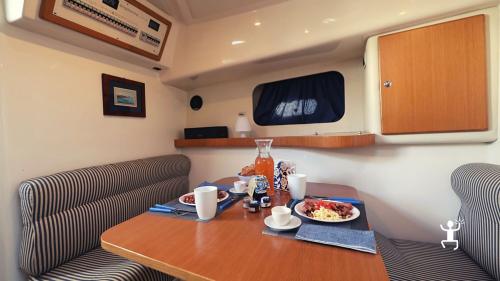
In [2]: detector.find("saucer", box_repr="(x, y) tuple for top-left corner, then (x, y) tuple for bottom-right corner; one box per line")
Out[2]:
(229, 187), (248, 195)
(264, 215), (302, 231)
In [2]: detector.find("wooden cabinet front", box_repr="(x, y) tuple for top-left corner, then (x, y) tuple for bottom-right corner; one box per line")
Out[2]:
(378, 15), (488, 135)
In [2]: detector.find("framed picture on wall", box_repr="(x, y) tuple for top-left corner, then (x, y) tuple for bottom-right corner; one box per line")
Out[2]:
(102, 74), (146, 117)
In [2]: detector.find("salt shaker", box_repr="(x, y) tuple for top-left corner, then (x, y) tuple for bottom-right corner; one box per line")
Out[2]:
(260, 196), (271, 208)
(242, 197), (251, 209)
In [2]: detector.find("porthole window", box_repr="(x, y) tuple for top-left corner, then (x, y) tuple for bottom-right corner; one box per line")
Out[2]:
(253, 71), (345, 126)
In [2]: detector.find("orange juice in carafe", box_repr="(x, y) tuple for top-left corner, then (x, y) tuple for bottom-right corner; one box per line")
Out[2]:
(254, 139), (274, 195)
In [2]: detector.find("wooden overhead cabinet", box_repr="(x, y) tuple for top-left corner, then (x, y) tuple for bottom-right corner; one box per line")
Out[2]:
(378, 15), (488, 134)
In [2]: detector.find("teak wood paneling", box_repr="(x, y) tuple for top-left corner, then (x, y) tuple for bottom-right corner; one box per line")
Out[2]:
(39, 0), (171, 61)
(101, 178), (389, 281)
(378, 15), (488, 134)
(174, 134), (375, 149)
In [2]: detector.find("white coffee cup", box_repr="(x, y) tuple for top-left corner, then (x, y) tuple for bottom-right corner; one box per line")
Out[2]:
(233, 181), (247, 193)
(288, 174), (307, 200)
(272, 206), (292, 226)
(194, 186), (218, 220)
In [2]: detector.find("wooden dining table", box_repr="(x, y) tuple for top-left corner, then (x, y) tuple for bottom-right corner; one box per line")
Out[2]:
(101, 178), (389, 281)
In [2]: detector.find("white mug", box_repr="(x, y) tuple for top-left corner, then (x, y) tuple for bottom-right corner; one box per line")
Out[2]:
(272, 206), (292, 226)
(194, 186), (218, 220)
(288, 174), (307, 200)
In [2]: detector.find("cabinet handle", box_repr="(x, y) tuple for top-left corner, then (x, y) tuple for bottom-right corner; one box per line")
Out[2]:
(383, 80), (392, 88)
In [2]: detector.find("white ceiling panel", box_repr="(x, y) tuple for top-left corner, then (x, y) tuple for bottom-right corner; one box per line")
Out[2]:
(147, 0), (288, 23)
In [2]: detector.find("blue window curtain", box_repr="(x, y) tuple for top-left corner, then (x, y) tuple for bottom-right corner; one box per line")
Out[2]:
(253, 71), (345, 126)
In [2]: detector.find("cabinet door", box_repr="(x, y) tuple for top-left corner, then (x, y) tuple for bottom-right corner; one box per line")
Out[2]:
(379, 15), (488, 135)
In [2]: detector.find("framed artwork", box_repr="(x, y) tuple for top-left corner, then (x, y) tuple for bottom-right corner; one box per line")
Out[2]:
(102, 74), (146, 117)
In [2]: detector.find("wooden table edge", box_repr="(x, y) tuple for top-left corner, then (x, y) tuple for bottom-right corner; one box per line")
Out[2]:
(100, 178), (389, 281)
(101, 236), (213, 281)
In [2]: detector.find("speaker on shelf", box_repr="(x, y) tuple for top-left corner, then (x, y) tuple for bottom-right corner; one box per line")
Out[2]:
(184, 126), (229, 139)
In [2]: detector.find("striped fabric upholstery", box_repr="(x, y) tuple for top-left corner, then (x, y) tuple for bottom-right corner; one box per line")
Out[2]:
(451, 163), (500, 281)
(377, 163), (500, 281)
(376, 233), (494, 281)
(28, 247), (174, 281)
(374, 233), (414, 281)
(19, 155), (190, 279)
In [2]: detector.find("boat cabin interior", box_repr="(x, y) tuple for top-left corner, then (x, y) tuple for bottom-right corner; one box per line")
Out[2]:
(1, 0), (500, 280)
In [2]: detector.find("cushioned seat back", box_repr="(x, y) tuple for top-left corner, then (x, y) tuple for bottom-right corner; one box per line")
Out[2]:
(19, 155), (190, 276)
(451, 163), (500, 280)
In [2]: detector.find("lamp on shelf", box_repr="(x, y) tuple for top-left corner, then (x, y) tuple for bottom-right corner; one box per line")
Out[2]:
(235, 112), (252, 138)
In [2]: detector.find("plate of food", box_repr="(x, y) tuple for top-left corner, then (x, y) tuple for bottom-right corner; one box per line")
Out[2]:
(179, 190), (230, 206)
(294, 199), (360, 223)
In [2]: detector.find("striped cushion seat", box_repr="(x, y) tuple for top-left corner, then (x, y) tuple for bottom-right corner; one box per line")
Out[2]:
(28, 247), (173, 281)
(452, 163), (500, 281)
(377, 163), (500, 281)
(375, 233), (414, 281)
(376, 233), (494, 281)
(19, 155), (190, 280)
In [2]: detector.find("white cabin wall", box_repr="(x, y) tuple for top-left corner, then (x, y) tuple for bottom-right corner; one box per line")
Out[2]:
(182, 15), (500, 243)
(0, 2), (187, 280)
(187, 58), (365, 136)
(489, 3), (500, 164)
(0, 9), (8, 279)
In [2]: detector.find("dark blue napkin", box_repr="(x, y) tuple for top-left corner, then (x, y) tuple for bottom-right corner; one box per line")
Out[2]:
(198, 181), (232, 192)
(295, 223), (377, 254)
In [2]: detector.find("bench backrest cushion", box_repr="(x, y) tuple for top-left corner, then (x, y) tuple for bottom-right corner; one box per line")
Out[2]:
(451, 163), (500, 281)
(19, 155), (190, 276)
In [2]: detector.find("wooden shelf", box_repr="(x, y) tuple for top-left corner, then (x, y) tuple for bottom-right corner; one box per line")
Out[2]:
(174, 134), (375, 149)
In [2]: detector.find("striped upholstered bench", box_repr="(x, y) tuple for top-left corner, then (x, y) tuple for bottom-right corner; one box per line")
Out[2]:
(19, 155), (190, 281)
(377, 163), (499, 281)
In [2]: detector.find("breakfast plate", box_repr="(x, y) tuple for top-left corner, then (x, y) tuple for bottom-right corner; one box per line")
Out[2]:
(229, 187), (248, 195)
(294, 200), (360, 223)
(264, 215), (302, 231)
(179, 190), (229, 206)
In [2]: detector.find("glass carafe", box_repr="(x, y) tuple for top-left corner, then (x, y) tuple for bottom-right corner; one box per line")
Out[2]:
(254, 139), (274, 195)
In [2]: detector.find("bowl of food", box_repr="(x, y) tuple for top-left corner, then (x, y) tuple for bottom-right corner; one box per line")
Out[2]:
(238, 164), (255, 183)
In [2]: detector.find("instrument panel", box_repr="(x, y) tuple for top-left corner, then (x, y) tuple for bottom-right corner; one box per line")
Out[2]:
(40, 0), (171, 61)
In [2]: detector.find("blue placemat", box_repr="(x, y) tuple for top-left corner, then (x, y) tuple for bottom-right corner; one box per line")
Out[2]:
(262, 200), (376, 254)
(150, 181), (242, 221)
(263, 200), (369, 236)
